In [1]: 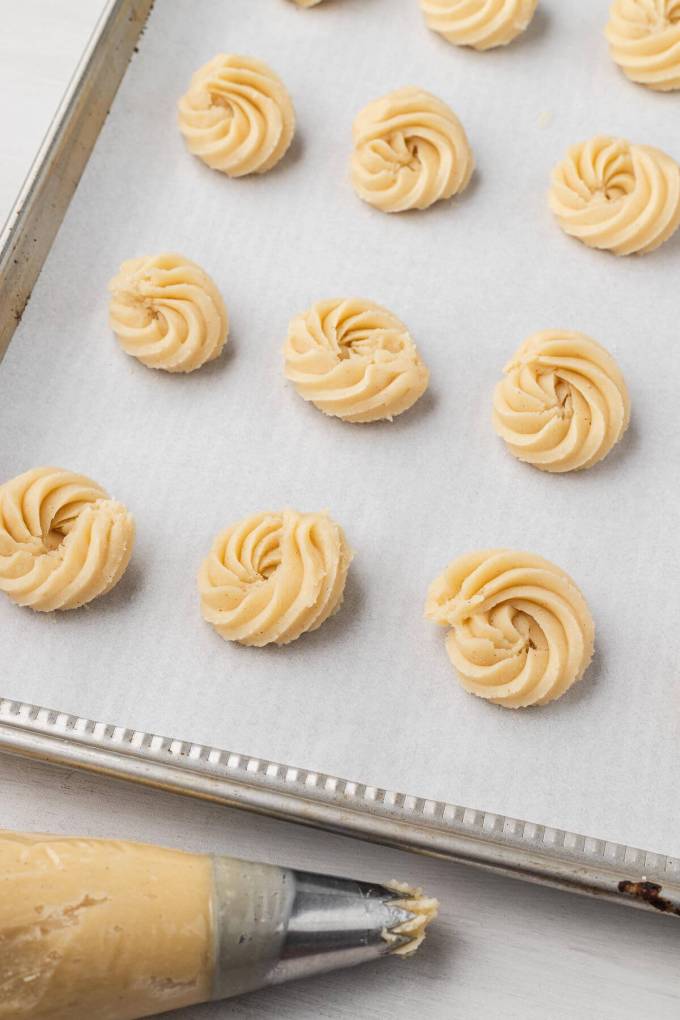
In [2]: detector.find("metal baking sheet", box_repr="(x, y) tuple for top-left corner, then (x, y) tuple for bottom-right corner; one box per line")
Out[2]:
(2, 0), (680, 909)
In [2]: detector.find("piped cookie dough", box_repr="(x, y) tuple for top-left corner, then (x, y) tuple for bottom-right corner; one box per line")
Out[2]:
(178, 54), (295, 176)
(420, 0), (539, 50)
(108, 253), (228, 373)
(198, 509), (352, 646)
(492, 330), (630, 472)
(606, 0), (680, 91)
(549, 135), (680, 255)
(425, 549), (595, 708)
(351, 87), (474, 213)
(0, 467), (134, 612)
(284, 298), (430, 423)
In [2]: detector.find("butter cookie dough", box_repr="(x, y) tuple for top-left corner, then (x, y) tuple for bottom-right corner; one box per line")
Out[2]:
(351, 87), (474, 213)
(108, 253), (228, 373)
(549, 135), (680, 255)
(606, 0), (680, 91)
(198, 510), (352, 646)
(0, 467), (134, 612)
(178, 54), (295, 176)
(284, 298), (429, 423)
(425, 549), (595, 708)
(493, 330), (630, 472)
(420, 0), (539, 50)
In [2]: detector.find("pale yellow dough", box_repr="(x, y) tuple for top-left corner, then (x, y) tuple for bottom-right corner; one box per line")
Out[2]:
(351, 87), (474, 213)
(178, 54), (295, 176)
(289, 0), (325, 5)
(0, 831), (212, 1020)
(493, 330), (630, 473)
(420, 0), (539, 50)
(606, 0), (680, 91)
(0, 467), (134, 612)
(108, 253), (228, 373)
(198, 510), (352, 646)
(284, 298), (430, 423)
(549, 135), (680, 255)
(425, 550), (595, 708)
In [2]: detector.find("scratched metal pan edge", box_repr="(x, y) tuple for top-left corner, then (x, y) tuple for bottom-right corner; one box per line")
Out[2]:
(0, 0), (678, 918)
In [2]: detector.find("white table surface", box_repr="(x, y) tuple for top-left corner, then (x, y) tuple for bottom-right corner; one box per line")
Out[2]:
(1, 3), (679, 1018)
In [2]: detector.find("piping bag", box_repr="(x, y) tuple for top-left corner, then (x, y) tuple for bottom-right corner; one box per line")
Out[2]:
(0, 830), (438, 1019)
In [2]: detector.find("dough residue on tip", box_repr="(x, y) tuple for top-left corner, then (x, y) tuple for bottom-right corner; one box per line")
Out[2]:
(382, 880), (439, 957)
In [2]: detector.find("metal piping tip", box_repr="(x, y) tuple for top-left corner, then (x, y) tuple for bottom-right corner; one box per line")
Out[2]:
(211, 859), (439, 1001)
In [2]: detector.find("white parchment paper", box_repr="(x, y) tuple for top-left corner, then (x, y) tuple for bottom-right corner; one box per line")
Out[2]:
(1, 0), (679, 856)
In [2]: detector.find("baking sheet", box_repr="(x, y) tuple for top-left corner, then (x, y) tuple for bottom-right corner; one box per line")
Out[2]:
(1, 0), (679, 858)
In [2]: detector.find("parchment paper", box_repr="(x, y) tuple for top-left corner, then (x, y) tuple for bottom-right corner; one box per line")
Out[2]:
(2, 0), (679, 856)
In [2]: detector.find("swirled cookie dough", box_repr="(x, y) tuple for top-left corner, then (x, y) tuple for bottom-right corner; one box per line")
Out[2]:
(178, 54), (295, 176)
(420, 0), (539, 50)
(351, 87), (474, 213)
(425, 550), (595, 708)
(606, 0), (680, 91)
(0, 467), (134, 612)
(493, 330), (630, 472)
(198, 510), (352, 646)
(549, 135), (680, 255)
(284, 298), (430, 423)
(109, 253), (228, 373)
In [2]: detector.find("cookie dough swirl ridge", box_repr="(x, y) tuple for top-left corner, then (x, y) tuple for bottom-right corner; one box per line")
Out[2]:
(198, 510), (352, 646)
(178, 54), (295, 176)
(605, 0), (680, 91)
(549, 135), (680, 255)
(351, 87), (474, 213)
(284, 298), (430, 423)
(493, 330), (631, 472)
(420, 0), (539, 50)
(108, 253), (228, 373)
(0, 467), (135, 612)
(425, 550), (595, 708)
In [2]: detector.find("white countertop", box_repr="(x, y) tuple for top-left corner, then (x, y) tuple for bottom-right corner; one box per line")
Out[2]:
(1, 3), (679, 1018)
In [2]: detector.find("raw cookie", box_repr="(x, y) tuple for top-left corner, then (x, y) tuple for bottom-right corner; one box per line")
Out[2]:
(549, 135), (680, 255)
(425, 549), (595, 708)
(178, 54), (295, 176)
(493, 330), (631, 472)
(420, 0), (539, 50)
(284, 298), (430, 423)
(108, 253), (228, 373)
(198, 510), (352, 646)
(289, 0), (325, 5)
(606, 0), (680, 91)
(351, 87), (474, 213)
(0, 467), (134, 612)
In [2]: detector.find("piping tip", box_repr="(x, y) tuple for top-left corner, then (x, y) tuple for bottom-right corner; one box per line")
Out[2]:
(267, 870), (438, 986)
(212, 858), (438, 1000)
